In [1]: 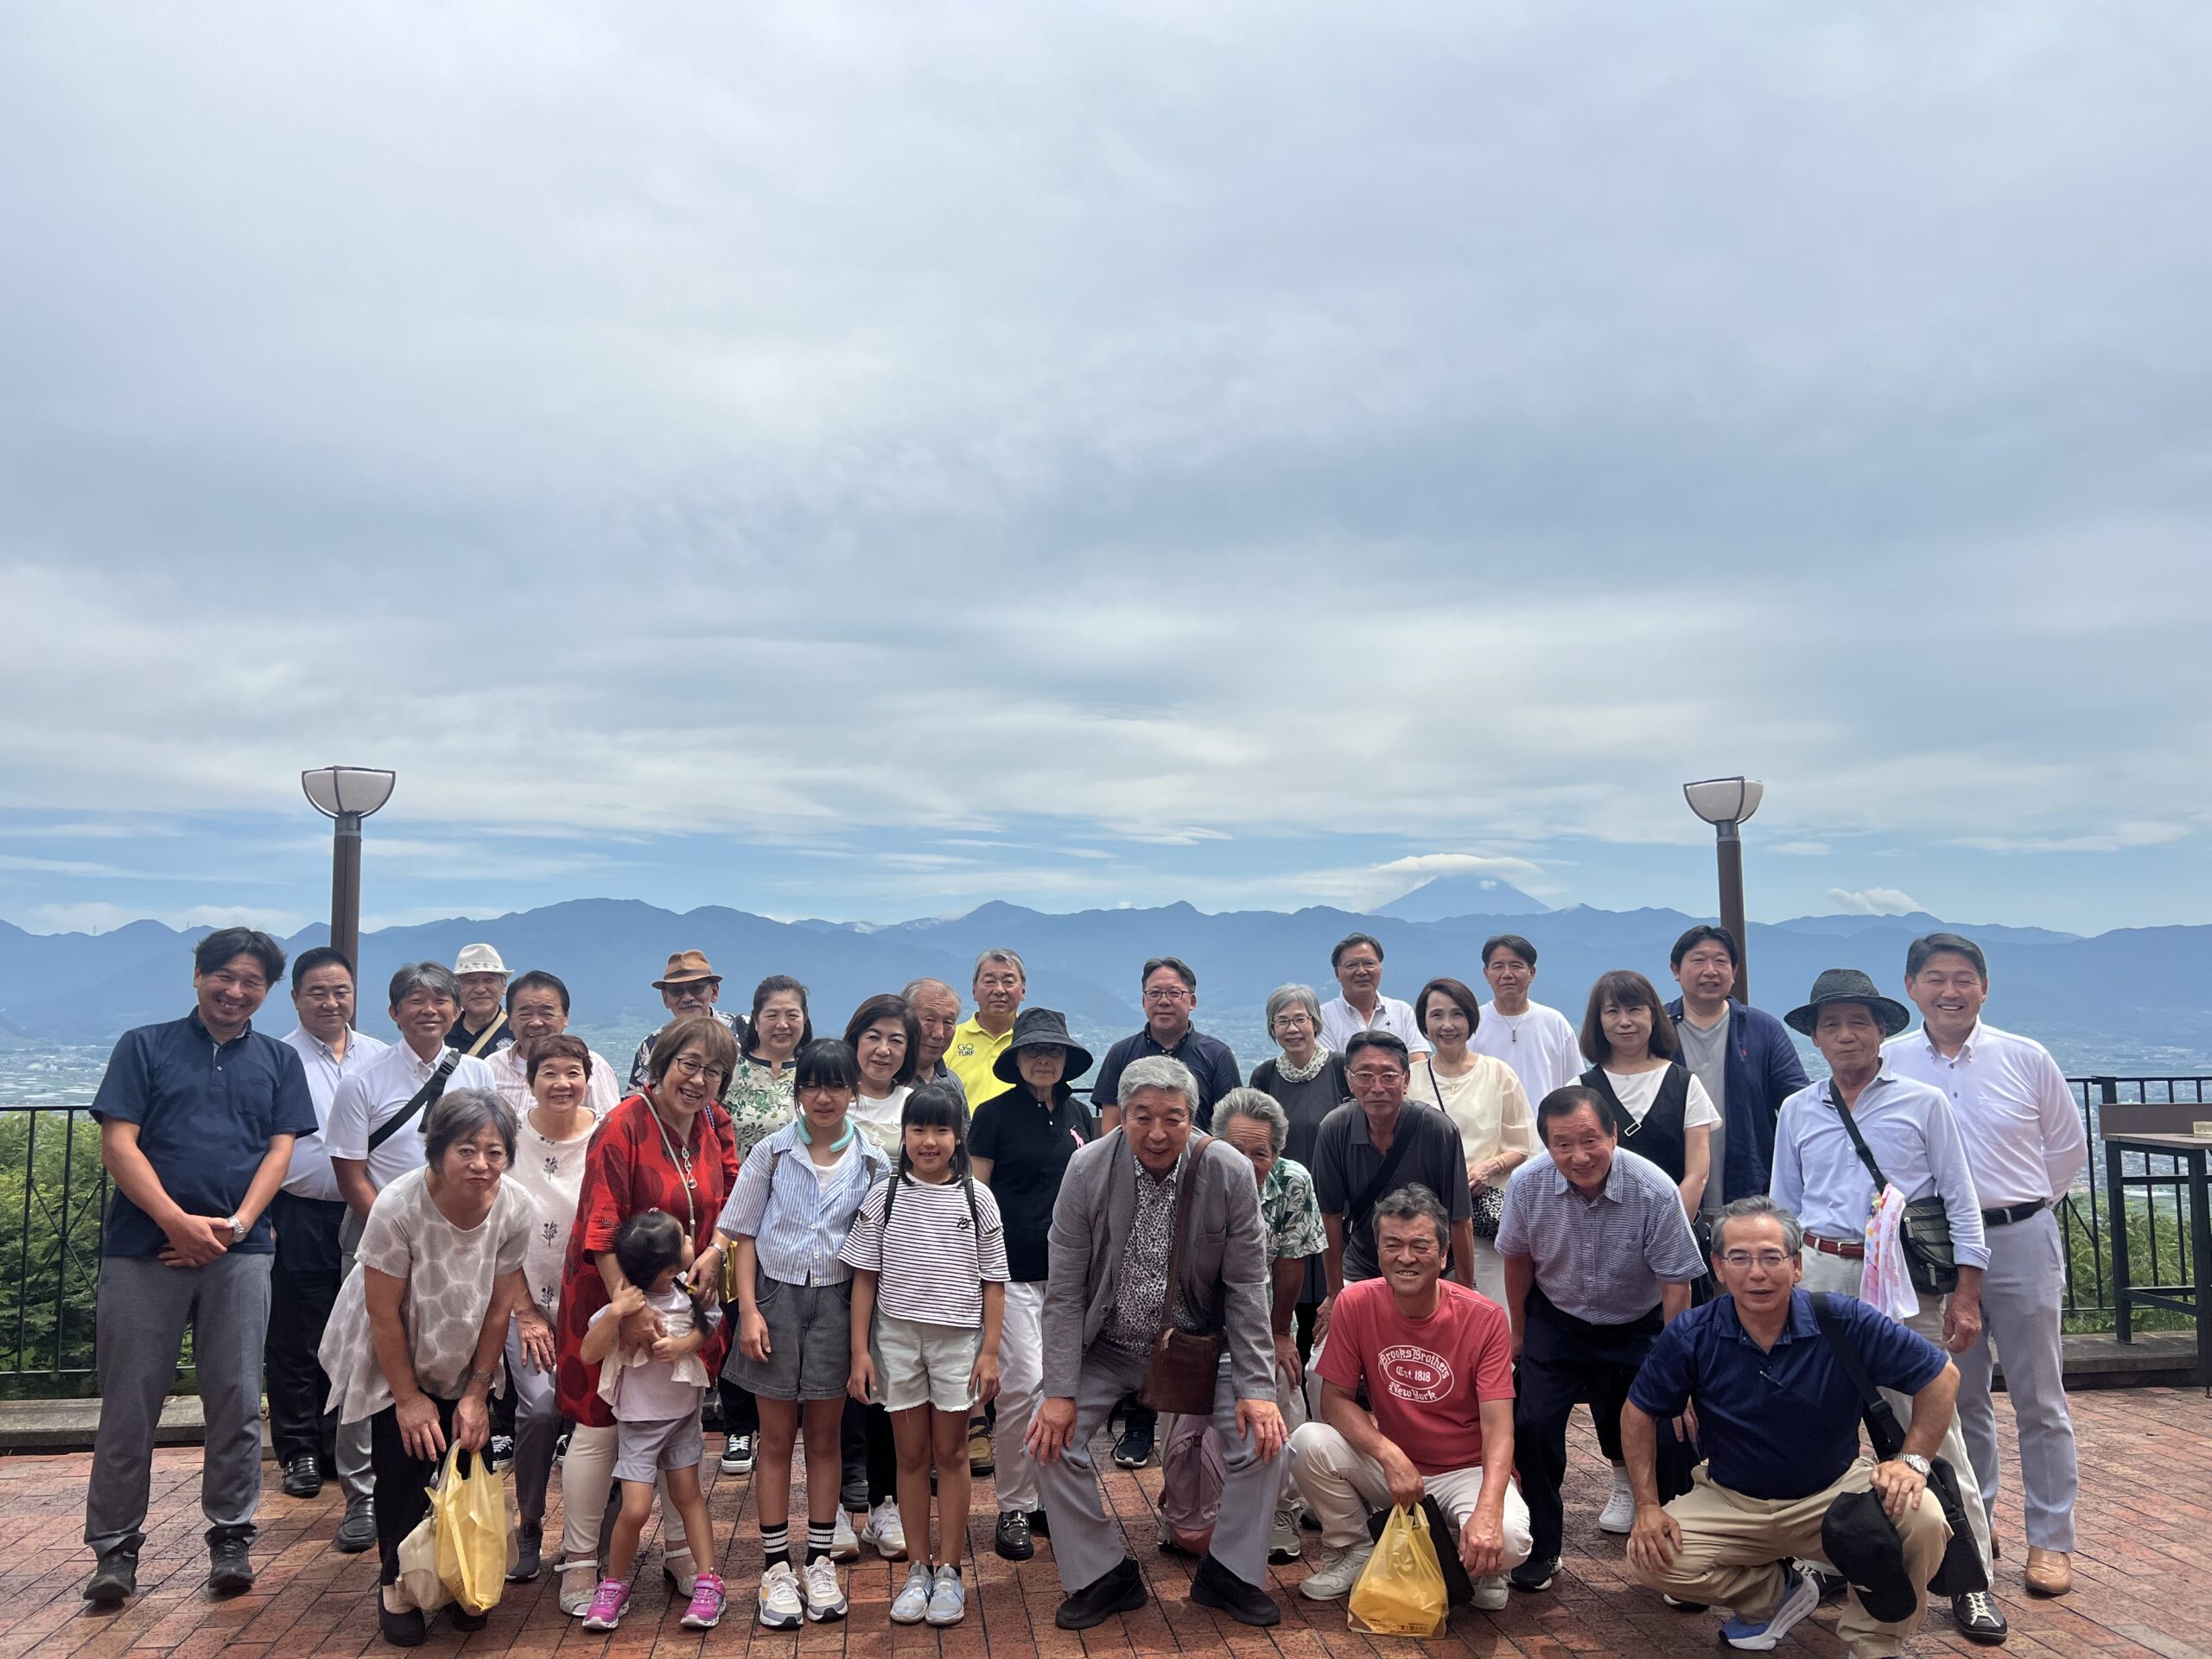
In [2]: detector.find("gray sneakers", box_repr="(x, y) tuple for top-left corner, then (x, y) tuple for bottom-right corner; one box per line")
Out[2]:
(1300, 1540), (1374, 1601)
(892, 1562), (934, 1624)
(925, 1565), (966, 1627)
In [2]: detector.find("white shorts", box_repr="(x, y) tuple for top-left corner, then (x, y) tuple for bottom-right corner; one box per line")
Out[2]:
(873, 1314), (982, 1414)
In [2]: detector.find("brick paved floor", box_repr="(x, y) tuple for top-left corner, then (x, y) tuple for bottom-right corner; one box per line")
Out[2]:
(3, 1387), (2209, 1659)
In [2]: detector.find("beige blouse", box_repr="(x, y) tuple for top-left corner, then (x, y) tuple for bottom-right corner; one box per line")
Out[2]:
(1409, 1052), (1538, 1173)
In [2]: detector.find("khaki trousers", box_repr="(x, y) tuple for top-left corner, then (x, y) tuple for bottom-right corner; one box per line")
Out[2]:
(1798, 1249), (1993, 1574)
(1630, 1460), (1949, 1658)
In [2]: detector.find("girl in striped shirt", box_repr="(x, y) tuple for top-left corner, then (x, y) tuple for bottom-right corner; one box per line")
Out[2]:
(842, 1084), (1009, 1626)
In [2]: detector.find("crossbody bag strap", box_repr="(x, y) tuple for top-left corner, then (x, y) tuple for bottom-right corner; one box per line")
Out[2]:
(1827, 1083), (1893, 1195)
(463, 1010), (509, 1058)
(1350, 1119), (1418, 1230)
(1808, 1291), (1907, 1459)
(366, 1050), (461, 1151)
(1157, 1134), (1211, 1338)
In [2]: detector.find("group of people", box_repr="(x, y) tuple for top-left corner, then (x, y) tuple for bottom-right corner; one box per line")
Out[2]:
(76, 919), (2086, 1658)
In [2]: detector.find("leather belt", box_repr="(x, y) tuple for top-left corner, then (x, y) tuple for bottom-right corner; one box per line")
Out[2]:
(1980, 1198), (2049, 1228)
(1807, 1234), (1866, 1260)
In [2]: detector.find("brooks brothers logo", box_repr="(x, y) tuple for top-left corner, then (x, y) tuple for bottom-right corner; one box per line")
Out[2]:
(1378, 1343), (1453, 1404)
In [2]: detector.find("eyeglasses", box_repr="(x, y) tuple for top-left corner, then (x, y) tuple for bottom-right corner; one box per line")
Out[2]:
(671, 1054), (729, 1084)
(1145, 988), (1192, 1003)
(1719, 1250), (1792, 1270)
(1347, 1068), (1406, 1085)
(1271, 1013), (1313, 1030)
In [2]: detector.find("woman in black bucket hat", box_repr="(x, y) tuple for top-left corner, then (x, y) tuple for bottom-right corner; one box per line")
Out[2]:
(968, 1010), (1096, 1562)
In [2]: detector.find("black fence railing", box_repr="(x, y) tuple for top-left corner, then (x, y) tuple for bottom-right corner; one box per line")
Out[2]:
(1, 1077), (2206, 1393)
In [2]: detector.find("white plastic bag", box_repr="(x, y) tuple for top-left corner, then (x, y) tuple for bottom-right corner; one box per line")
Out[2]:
(1859, 1182), (1920, 1322)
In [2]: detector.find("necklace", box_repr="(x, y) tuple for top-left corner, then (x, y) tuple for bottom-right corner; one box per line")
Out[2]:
(1492, 1009), (1531, 1044)
(647, 1099), (700, 1234)
(1274, 1047), (1332, 1084)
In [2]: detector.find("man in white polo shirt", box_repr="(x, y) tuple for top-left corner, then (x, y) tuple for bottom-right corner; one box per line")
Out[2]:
(325, 961), (499, 1539)
(1318, 933), (1431, 1057)
(1885, 931), (2086, 1602)
(270, 947), (387, 1544)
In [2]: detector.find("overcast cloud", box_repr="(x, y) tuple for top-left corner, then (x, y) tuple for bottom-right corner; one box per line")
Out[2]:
(3, 3), (2209, 936)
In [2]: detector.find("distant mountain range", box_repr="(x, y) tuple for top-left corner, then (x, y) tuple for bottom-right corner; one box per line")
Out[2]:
(4, 877), (2209, 1077)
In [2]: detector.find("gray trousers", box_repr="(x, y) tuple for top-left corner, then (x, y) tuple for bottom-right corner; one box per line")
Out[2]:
(502, 1321), (563, 1528)
(86, 1251), (272, 1556)
(333, 1211), (374, 1505)
(1801, 1249), (1993, 1576)
(1036, 1343), (1282, 1593)
(1955, 1210), (2077, 1551)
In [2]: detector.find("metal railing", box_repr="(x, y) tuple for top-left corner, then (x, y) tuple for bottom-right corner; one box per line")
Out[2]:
(1, 1077), (2206, 1392)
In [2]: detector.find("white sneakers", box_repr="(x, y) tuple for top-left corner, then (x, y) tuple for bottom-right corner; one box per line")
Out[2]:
(862, 1500), (907, 1560)
(802, 1555), (848, 1622)
(1469, 1574), (1510, 1611)
(831, 1510), (861, 1561)
(1598, 1465), (1637, 1535)
(1299, 1541), (1375, 1601)
(757, 1562), (804, 1630)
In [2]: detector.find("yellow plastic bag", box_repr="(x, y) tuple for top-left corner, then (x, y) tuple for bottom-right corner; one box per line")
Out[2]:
(431, 1445), (511, 1615)
(1347, 1504), (1449, 1637)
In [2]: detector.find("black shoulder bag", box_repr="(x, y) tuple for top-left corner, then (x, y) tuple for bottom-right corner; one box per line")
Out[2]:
(1808, 1293), (1986, 1596)
(1827, 1087), (1957, 1295)
(366, 1051), (462, 1151)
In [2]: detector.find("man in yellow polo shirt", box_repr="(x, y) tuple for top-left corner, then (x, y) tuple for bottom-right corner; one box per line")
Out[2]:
(947, 949), (1027, 1109)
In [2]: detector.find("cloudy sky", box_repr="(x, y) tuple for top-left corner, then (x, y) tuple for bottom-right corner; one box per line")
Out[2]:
(3, 4), (2209, 938)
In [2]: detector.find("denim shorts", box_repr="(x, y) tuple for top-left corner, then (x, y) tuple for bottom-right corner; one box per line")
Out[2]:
(721, 1273), (852, 1402)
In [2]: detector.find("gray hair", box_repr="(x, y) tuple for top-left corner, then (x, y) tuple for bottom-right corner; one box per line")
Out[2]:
(1214, 1086), (1288, 1154)
(1117, 1054), (1198, 1116)
(1264, 983), (1325, 1037)
(423, 1087), (518, 1168)
(972, 949), (1026, 985)
(1375, 1183), (1450, 1240)
(1712, 1194), (1805, 1257)
(900, 976), (958, 1007)
(387, 960), (461, 1008)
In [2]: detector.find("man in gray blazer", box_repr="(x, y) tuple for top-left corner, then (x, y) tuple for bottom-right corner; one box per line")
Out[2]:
(1026, 1055), (1288, 1629)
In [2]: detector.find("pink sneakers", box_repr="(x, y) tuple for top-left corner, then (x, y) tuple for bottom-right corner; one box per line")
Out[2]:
(680, 1573), (727, 1630)
(580, 1579), (631, 1631)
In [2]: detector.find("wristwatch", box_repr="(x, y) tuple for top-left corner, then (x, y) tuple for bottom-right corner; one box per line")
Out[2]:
(226, 1215), (248, 1243)
(1897, 1453), (1931, 1478)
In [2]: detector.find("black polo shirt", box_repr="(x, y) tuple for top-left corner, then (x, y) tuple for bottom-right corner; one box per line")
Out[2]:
(90, 1010), (319, 1257)
(1311, 1100), (1472, 1284)
(969, 1084), (1096, 1283)
(1092, 1026), (1243, 1131)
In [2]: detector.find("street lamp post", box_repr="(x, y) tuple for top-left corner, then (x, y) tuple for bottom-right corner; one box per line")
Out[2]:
(302, 767), (396, 972)
(1683, 776), (1764, 1003)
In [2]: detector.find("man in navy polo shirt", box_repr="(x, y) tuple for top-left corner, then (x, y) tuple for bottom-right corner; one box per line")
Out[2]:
(1622, 1195), (1957, 1657)
(83, 928), (320, 1606)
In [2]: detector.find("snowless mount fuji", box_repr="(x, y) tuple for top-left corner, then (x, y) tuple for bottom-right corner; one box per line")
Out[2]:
(3, 874), (2208, 1071)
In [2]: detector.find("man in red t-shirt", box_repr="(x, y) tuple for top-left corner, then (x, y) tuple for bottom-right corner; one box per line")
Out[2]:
(1287, 1183), (1530, 1611)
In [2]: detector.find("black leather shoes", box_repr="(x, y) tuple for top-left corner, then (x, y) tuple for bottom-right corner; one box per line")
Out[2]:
(995, 1510), (1034, 1561)
(208, 1539), (255, 1595)
(1189, 1554), (1281, 1627)
(83, 1548), (138, 1605)
(448, 1606), (487, 1631)
(283, 1454), (323, 1498)
(1055, 1556), (1147, 1630)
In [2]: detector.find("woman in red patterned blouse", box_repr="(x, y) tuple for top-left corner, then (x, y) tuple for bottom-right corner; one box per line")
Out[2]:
(550, 1015), (741, 1614)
